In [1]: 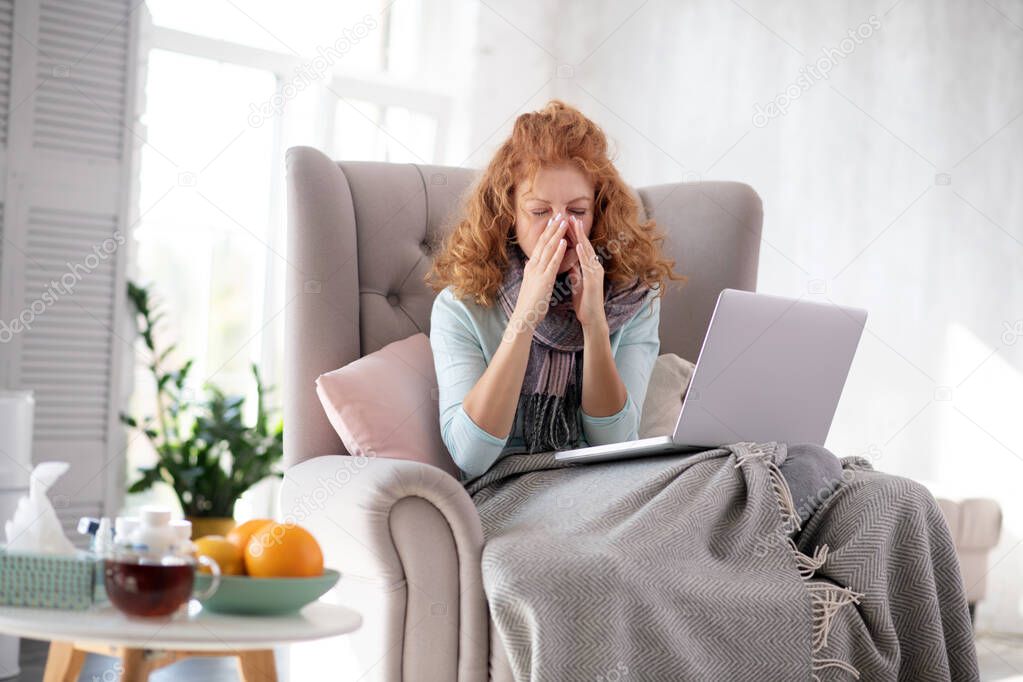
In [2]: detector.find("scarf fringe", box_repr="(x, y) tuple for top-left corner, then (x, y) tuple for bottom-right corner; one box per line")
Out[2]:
(521, 382), (580, 454)
(733, 443), (862, 681)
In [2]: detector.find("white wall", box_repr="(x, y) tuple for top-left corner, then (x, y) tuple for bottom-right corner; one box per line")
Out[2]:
(463, 0), (1023, 634)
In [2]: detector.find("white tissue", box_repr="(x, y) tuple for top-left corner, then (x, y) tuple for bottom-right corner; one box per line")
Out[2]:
(4, 461), (77, 555)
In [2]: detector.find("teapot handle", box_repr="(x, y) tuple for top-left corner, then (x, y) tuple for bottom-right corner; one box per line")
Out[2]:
(194, 555), (221, 600)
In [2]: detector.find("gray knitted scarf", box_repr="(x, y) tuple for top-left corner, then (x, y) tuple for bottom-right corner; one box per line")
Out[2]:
(496, 243), (652, 453)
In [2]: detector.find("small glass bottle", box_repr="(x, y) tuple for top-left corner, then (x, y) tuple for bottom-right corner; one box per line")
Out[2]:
(91, 517), (113, 603)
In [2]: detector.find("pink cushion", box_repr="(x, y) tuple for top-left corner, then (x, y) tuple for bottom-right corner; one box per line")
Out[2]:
(315, 333), (459, 477)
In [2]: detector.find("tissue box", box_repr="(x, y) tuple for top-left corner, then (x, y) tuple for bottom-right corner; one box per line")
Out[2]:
(0, 548), (99, 610)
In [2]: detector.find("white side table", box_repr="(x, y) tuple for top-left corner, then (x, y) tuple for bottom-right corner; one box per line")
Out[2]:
(0, 601), (361, 681)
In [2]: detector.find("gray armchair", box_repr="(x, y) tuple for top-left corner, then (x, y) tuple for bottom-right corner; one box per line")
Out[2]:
(278, 146), (762, 680)
(281, 147), (1001, 678)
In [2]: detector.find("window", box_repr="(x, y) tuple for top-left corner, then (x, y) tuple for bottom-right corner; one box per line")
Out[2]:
(332, 100), (439, 163)
(128, 0), (456, 513)
(136, 50), (277, 399)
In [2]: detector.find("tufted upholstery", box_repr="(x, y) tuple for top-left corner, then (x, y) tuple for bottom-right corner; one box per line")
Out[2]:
(283, 146), (764, 467)
(282, 147), (764, 679)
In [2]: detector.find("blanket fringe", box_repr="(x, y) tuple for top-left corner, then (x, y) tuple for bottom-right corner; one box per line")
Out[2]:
(733, 442), (801, 535)
(788, 536), (830, 579)
(734, 442), (863, 681)
(812, 658), (861, 680)
(806, 582), (864, 652)
(807, 583), (865, 680)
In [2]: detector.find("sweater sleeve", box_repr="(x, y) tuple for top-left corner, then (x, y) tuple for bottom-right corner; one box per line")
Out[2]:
(580, 290), (661, 446)
(429, 289), (509, 478)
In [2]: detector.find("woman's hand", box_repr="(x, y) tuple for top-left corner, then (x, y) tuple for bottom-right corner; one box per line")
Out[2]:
(467, 216), (567, 445)
(568, 216), (608, 333)
(512, 213), (569, 331)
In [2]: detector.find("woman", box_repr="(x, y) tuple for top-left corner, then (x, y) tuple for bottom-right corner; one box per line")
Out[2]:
(426, 100), (842, 518)
(422, 101), (976, 679)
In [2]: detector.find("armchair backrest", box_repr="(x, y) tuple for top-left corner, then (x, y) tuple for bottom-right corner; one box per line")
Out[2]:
(284, 146), (762, 466)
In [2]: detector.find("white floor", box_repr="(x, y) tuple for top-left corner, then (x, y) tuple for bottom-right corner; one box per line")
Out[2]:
(978, 632), (1023, 681)
(9, 633), (1023, 680)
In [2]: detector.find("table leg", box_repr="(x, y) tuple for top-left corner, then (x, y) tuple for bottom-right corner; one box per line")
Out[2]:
(120, 648), (156, 682)
(42, 641), (87, 682)
(237, 649), (278, 682)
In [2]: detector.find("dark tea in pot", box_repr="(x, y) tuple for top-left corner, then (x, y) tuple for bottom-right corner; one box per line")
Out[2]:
(104, 558), (195, 617)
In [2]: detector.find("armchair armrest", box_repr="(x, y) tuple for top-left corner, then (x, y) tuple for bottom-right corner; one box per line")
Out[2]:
(934, 496), (1003, 606)
(280, 455), (488, 682)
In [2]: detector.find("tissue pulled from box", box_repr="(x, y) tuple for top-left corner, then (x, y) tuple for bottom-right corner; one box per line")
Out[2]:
(4, 461), (77, 555)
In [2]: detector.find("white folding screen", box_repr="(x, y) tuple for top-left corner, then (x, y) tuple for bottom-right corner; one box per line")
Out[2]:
(0, 0), (11, 149)
(0, 0), (140, 533)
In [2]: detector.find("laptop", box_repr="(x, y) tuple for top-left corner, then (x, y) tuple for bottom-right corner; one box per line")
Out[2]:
(554, 288), (868, 464)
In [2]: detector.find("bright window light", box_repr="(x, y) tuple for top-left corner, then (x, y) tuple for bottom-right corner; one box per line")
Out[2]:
(127, 1), (451, 517)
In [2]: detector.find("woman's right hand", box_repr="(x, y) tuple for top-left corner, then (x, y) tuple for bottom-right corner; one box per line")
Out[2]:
(512, 213), (570, 331)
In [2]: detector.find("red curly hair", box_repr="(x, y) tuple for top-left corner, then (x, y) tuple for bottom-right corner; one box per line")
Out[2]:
(425, 99), (686, 307)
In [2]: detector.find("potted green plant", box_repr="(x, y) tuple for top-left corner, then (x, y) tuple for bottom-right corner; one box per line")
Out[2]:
(121, 281), (284, 538)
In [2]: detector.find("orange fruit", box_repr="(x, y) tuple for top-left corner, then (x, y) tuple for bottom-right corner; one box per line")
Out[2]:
(226, 518), (273, 552)
(194, 535), (245, 576)
(244, 523), (324, 578)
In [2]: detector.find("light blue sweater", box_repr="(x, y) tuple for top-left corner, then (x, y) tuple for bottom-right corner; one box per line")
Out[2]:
(429, 285), (661, 481)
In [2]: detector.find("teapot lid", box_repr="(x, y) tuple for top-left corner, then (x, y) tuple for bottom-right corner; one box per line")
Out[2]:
(140, 506), (172, 527)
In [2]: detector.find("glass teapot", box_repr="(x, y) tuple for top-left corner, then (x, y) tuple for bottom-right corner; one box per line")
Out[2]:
(103, 506), (220, 617)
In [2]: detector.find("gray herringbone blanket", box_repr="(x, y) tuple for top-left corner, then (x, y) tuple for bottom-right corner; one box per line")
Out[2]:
(465, 441), (978, 681)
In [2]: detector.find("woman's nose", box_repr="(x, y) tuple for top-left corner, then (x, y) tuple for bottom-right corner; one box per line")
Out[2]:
(562, 215), (579, 243)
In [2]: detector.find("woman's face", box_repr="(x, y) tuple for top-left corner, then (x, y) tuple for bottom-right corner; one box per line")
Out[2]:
(513, 163), (595, 274)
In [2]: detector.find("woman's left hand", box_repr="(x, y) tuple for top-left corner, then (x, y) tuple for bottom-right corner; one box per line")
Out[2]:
(568, 216), (608, 333)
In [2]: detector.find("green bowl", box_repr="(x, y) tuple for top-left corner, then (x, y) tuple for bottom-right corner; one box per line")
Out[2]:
(194, 569), (341, 615)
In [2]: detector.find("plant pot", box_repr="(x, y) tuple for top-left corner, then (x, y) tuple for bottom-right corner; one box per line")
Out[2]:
(187, 516), (236, 539)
